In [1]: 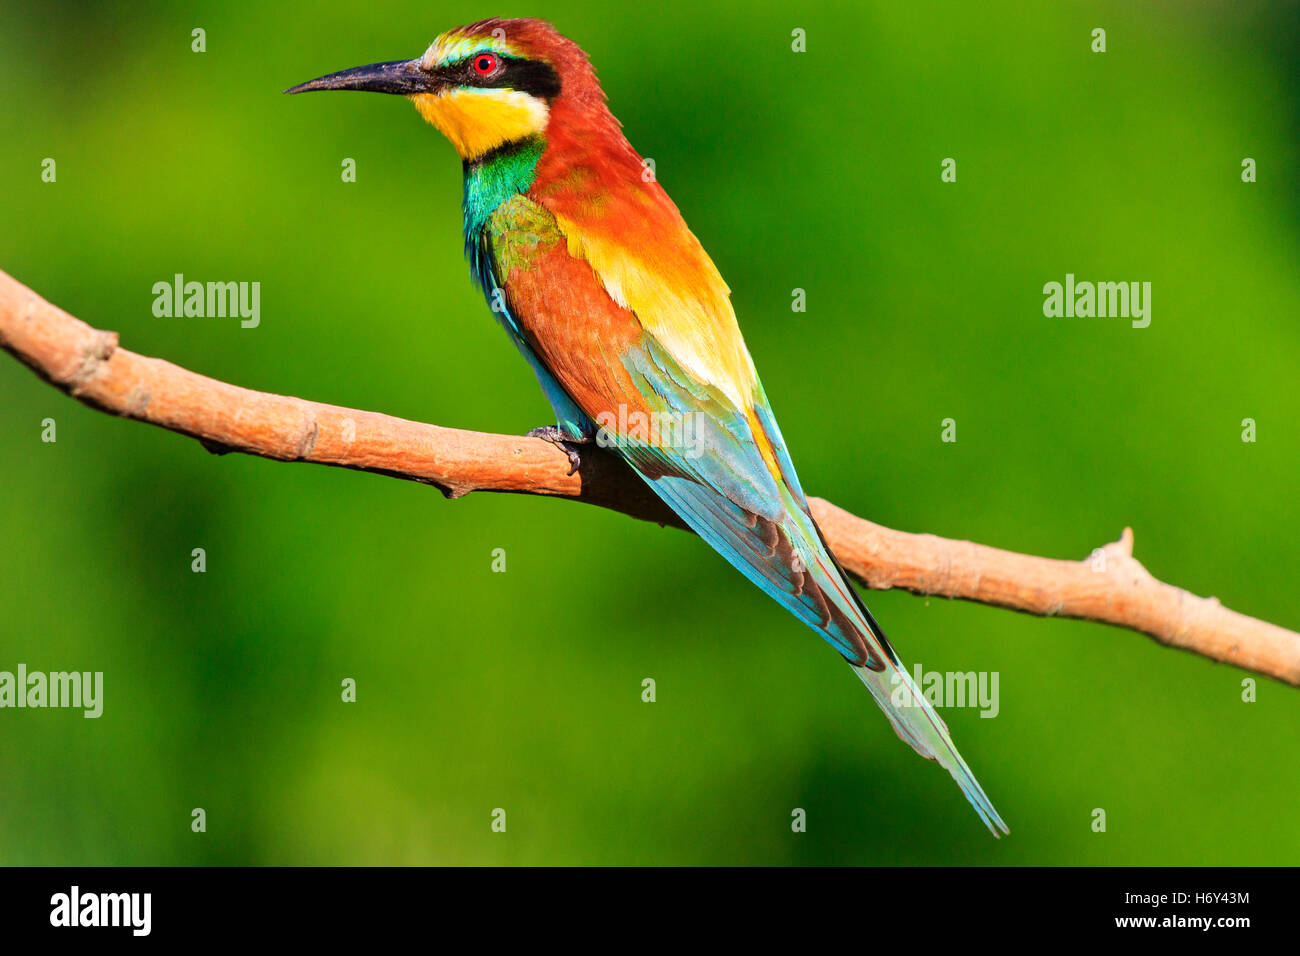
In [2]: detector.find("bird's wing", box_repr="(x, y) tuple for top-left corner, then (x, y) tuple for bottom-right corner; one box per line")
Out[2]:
(485, 193), (1008, 835)
(484, 194), (884, 668)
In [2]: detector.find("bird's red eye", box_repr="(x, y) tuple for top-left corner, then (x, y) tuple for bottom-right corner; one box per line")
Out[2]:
(473, 53), (499, 76)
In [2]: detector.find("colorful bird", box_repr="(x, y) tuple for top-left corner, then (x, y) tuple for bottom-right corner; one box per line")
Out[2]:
(288, 17), (1007, 835)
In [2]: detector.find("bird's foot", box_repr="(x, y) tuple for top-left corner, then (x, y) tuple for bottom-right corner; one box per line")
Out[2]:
(526, 425), (591, 476)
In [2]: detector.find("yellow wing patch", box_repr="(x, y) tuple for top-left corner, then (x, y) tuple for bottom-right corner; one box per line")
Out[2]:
(552, 213), (758, 412)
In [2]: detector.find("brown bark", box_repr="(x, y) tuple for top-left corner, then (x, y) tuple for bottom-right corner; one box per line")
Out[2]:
(3, 267), (1296, 686)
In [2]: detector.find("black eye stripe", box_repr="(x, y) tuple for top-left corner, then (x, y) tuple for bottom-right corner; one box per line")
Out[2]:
(454, 53), (561, 100)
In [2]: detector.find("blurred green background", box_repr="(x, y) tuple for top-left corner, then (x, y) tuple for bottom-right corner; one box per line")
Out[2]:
(2, 0), (1298, 865)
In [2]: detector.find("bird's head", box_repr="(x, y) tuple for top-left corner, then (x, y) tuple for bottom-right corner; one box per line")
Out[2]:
(286, 18), (607, 162)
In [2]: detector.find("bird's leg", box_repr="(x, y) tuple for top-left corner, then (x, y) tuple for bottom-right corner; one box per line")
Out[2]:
(526, 424), (593, 476)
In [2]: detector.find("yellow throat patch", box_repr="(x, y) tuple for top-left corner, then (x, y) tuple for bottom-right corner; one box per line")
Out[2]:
(410, 88), (549, 160)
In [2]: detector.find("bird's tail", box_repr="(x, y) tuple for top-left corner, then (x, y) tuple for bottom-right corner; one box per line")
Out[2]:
(849, 653), (1009, 837)
(799, 515), (1008, 836)
(627, 444), (1007, 833)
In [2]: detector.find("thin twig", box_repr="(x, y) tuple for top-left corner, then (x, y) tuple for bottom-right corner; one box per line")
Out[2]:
(3, 267), (1296, 686)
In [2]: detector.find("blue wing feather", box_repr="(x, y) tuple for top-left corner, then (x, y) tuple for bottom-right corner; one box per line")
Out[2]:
(616, 334), (1008, 834)
(617, 336), (883, 668)
(468, 193), (1007, 834)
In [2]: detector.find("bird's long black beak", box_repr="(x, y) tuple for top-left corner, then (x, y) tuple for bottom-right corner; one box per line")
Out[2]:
(284, 59), (439, 96)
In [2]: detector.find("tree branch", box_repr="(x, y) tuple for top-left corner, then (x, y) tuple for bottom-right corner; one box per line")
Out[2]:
(3, 267), (1297, 686)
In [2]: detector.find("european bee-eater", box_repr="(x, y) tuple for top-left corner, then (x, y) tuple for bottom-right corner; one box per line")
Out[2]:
(288, 17), (1007, 835)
